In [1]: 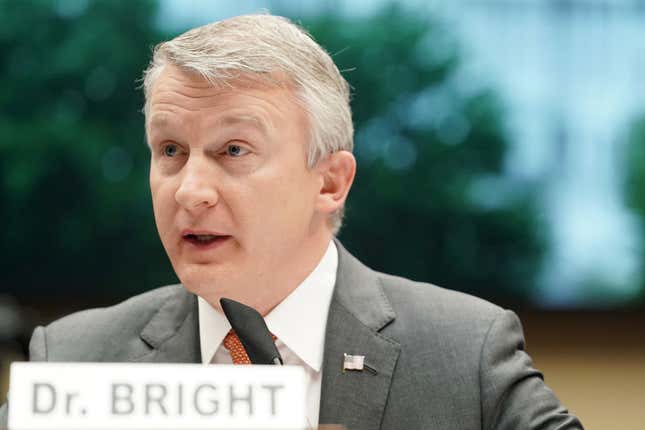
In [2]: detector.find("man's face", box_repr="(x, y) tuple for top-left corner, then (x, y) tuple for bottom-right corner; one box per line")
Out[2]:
(147, 66), (331, 312)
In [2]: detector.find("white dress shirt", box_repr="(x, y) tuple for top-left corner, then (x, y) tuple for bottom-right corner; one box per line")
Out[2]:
(198, 240), (338, 427)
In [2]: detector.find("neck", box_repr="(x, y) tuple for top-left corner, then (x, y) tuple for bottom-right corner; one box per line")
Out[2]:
(207, 229), (334, 316)
(255, 230), (333, 316)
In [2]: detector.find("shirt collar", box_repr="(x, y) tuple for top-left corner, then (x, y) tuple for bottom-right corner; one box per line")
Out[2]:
(198, 296), (231, 365)
(198, 240), (338, 372)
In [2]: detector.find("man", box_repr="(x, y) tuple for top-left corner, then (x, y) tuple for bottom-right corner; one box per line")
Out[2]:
(0, 14), (583, 430)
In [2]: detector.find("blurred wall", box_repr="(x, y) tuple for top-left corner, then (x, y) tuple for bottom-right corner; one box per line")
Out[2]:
(521, 310), (645, 430)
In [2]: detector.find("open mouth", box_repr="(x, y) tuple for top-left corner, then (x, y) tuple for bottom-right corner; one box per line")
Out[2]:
(183, 233), (231, 247)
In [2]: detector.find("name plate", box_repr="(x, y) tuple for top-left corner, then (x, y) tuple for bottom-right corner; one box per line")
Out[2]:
(8, 362), (307, 430)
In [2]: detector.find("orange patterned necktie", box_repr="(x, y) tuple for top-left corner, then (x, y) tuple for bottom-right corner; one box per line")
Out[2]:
(222, 329), (277, 364)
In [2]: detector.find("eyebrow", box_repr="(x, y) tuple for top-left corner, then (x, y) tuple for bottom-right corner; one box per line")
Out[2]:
(147, 114), (175, 130)
(147, 113), (271, 136)
(216, 114), (270, 135)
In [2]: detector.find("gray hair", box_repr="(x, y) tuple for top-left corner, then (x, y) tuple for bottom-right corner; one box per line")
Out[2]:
(142, 14), (354, 233)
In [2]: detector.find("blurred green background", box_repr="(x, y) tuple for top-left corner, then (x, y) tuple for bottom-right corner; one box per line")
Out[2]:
(1, 0), (644, 312)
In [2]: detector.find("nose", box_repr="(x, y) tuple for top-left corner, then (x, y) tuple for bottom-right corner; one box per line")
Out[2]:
(175, 156), (219, 215)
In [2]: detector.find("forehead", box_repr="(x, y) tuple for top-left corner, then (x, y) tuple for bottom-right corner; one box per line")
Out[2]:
(145, 65), (309, 141)
(148, 65), (298, 113)
(149, 111), (269, 135)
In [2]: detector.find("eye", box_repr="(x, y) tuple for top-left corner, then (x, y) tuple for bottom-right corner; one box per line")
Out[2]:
(226, 144), (249, 157)
(163, 143), (178, 157)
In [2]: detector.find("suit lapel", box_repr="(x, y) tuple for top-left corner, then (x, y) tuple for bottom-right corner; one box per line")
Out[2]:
(319, 241), (401, 430)
(128, 244), (400, 429)
(135, 287), (201, 364)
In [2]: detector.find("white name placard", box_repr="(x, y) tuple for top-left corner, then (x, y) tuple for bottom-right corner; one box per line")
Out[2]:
(8, 362), (307, 430)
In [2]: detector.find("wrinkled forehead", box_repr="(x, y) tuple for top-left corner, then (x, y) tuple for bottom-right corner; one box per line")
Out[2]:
(148, 110), (271, 138)
(147, 64), (298, 105)
(144, 65), (306, 132)
(145, 64), (309, 141)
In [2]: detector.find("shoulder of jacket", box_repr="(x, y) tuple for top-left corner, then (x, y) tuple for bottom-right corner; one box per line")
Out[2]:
(42, 284), (183, 342)
(376, 271), (505, 327)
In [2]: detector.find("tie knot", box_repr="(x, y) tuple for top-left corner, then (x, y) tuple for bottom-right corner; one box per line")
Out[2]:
(223, 329), (251, 364)
(222, 329), (277, 364)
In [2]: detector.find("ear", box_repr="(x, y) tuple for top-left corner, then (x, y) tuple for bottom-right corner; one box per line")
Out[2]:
(315, 150), (356, 215)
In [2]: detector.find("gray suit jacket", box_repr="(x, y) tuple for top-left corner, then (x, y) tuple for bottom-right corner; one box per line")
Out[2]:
(0, 242), (582, 429)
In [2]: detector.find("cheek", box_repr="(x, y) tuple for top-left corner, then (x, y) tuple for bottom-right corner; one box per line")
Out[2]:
(150, 174), (177, 232)
(149, 167), (162, 204)
(259, 173), (317, 226)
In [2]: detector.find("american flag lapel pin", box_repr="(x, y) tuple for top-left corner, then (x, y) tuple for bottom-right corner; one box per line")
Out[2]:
(343, 353), (365, 371)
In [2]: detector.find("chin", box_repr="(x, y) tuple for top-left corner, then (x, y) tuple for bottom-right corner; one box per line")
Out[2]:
(175, 265), (212, 291)
(176, 264), (235, 301)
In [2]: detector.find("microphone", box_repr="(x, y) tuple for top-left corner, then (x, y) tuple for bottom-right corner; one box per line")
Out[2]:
(219, 297), (283, 365)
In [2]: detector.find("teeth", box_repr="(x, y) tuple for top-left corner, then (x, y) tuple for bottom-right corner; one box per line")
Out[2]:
(195, 234), (217, 242)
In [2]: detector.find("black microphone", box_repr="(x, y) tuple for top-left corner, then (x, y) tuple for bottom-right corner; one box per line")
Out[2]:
(219, 297), (283, 365)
